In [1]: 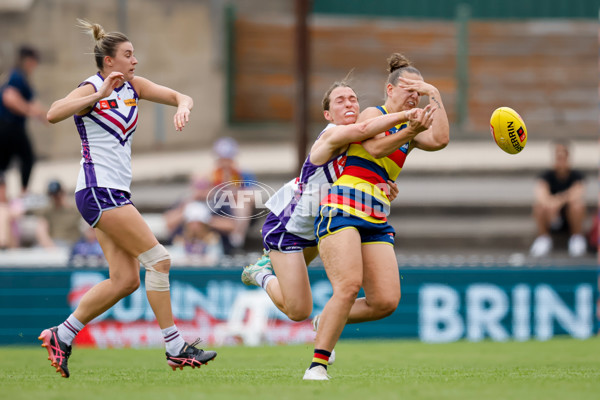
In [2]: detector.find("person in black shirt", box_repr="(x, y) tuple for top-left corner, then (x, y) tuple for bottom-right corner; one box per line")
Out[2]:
(0, 46), (46, 197)
(530, 141), (586, 257)
(0, 46), (46, 248)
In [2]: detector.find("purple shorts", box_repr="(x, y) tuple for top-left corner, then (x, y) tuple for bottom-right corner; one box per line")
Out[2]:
(262, 212), (317, 253)
(75, 187), (134, 227)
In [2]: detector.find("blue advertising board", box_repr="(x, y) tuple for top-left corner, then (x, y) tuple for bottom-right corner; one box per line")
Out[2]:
(0, 266), (596, 346)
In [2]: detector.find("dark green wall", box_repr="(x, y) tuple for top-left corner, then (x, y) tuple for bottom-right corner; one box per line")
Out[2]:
(313, 0), (598, 19)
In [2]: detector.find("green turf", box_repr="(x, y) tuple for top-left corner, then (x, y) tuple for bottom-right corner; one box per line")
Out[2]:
(1, 337), (599, 400)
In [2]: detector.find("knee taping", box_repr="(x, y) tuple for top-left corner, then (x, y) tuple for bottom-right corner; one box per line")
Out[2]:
(138, 244), (171, 291)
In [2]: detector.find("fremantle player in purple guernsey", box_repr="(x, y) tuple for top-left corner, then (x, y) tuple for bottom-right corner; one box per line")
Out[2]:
(39, 19), (216, 378)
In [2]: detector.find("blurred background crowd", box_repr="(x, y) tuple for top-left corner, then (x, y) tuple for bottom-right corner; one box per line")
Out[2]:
(0, 0), (597, 268)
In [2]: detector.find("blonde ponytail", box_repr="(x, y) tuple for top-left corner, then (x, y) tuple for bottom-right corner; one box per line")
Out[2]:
(76, 18), (129, 70)
(77, 19), (106, 42)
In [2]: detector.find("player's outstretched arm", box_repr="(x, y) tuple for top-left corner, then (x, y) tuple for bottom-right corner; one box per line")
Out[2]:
(361, 105), (435, 159)
(328, 108), (417, 148)
(309, 108), (417, 165)
(132, 76), (193, 131)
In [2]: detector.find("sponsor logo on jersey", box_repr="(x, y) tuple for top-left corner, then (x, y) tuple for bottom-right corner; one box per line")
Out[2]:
(124, 99), (137, 107)
(99, 99), (119, 110)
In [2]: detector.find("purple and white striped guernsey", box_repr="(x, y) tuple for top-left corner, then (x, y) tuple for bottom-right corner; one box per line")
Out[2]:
(74, 73), (139, 194)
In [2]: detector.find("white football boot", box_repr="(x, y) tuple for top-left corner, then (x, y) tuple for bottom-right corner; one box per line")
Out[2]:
(303, 365), (330, 381)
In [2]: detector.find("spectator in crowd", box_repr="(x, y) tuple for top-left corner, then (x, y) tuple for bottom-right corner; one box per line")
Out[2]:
(210, 136), (257, 250)
(529, 141), (587, 257)
(35, 179), (82, 249)
(211, 137), (251, 185)
(69, 222), (105, 267)
(0, 46), (47, 196)
(164, 137), (259, 256)
(163, 175), (236, 254)
(174, 201), (223, 266)
(0, 46), (46, 247)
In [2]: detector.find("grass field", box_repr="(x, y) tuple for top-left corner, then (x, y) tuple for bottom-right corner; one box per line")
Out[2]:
(1, 337), (599, 400)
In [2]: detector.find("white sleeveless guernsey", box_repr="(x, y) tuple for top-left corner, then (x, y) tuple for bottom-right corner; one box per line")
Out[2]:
(74, 73), (139, 193)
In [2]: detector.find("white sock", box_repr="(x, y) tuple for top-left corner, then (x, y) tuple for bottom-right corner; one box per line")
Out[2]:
(257, 273), (275, 291)
(57, 314), (85, 346)
(162, 325), (186, 355)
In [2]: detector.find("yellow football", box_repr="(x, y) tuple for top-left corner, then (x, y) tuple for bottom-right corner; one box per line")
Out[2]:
(490, 107), (527, 154)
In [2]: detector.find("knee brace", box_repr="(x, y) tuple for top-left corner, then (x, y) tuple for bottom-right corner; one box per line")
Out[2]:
(138, 244), (171, 291)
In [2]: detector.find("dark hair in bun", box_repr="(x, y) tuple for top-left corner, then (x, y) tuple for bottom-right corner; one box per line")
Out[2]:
(386, 53), (421, 86)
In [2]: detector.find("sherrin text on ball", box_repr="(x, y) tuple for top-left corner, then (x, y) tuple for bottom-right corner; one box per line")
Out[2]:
(490, 107), (527, 154)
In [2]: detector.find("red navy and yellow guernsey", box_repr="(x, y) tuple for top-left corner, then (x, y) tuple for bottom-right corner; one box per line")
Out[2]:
(315, 105), (410, 245)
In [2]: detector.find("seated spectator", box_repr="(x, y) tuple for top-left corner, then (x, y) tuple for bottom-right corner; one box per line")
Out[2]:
(69, 222), (106, 267)
(163, 175), (236, 254)
(529, 141), (587, 257)
(164, 137), (259, 255)
(211, 136), (256, 185)
(177, 201), (223, 266)
(210, 137), (257, 249)
(35, 179), (82, 249)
